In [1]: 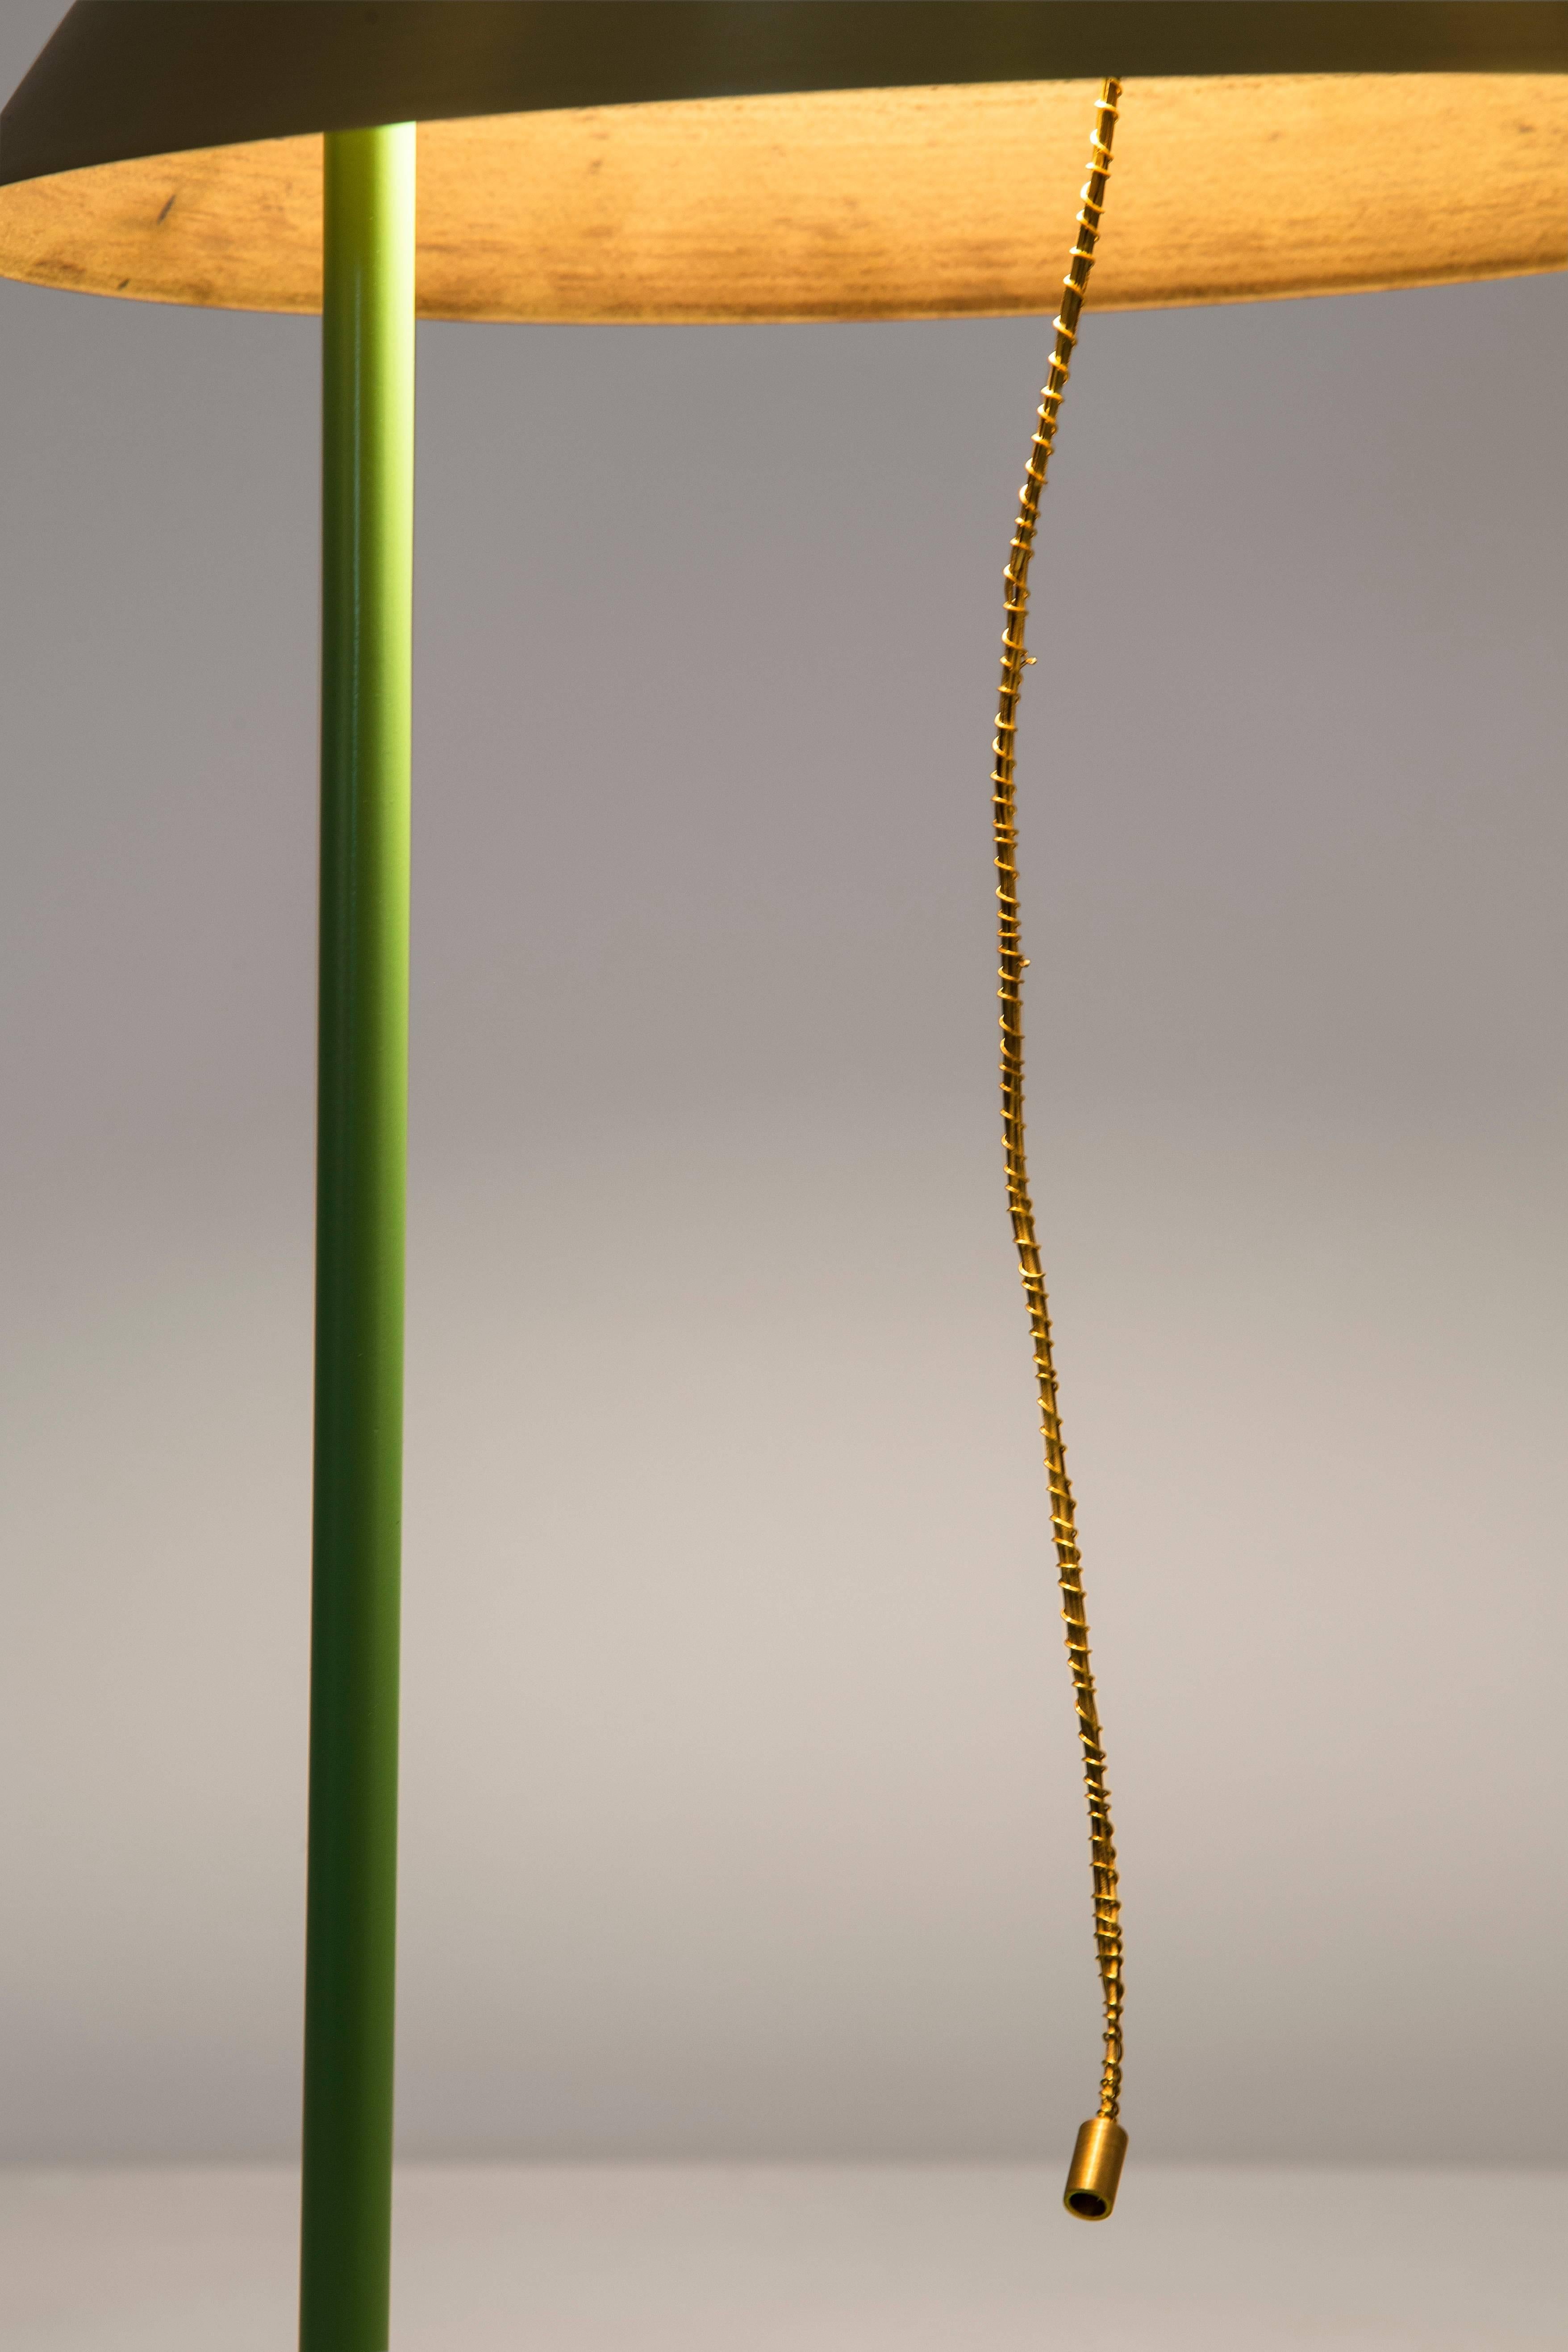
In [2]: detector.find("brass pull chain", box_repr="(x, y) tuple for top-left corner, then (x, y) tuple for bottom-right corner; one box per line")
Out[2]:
(988, 78), (1129, 2221)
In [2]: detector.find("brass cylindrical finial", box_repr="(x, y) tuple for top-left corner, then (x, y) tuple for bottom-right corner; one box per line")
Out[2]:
(1063, 2116), (1128, 2220)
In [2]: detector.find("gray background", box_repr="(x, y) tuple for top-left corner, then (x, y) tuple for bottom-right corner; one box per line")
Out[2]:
(1, 2), (1564, 2169)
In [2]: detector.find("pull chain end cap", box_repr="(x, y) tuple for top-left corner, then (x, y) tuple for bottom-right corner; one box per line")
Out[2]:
(1063, 2116), (1127, 2220)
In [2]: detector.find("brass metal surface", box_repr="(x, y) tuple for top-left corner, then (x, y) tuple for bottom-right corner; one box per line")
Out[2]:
(1064, 2114), (1130, 2219)
(990, 79), (1126, 2150)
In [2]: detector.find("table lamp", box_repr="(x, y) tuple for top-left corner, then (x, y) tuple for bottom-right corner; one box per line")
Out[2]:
(2, 2), (1563, 2342)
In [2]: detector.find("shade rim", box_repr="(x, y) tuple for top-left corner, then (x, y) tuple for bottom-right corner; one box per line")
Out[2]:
(5, 2), (1568, 194)
(4, 73), (1563, 325)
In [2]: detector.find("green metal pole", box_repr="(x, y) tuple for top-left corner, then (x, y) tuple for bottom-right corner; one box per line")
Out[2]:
(300, 123), (415, 2352)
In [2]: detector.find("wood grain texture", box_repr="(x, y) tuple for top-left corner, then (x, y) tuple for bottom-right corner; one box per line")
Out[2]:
(0, 74), (1562, 320)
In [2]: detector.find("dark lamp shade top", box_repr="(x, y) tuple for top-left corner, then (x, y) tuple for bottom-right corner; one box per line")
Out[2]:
(1, 3), (1566, 321)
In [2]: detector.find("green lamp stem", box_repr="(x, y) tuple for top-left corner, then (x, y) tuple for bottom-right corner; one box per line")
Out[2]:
(300, 123), (416, 2352)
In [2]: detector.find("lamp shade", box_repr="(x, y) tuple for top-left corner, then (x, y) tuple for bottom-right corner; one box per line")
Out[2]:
(1, 1), (1565, 321)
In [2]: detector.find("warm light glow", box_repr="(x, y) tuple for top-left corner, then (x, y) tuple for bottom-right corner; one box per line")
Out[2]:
(0, 73), (1563, 321)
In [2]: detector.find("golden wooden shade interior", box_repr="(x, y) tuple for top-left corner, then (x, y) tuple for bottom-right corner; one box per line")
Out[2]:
(0, 72), (1563, 320)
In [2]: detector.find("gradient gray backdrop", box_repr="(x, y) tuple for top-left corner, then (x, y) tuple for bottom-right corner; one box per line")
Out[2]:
(1, 4), (1564, 2168)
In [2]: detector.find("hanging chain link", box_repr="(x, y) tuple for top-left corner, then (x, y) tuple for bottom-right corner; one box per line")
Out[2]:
(990, 77), (1125, 2123)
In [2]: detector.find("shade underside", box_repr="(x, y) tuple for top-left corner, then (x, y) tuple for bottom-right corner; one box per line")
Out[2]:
(0, 74), (1563, 321)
